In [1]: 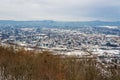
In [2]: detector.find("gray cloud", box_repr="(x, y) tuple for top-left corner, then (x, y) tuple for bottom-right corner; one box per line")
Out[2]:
(0, 0), (120, 21)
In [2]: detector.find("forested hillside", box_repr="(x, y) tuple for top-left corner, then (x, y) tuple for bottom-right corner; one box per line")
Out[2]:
(0, 46), (120, 80)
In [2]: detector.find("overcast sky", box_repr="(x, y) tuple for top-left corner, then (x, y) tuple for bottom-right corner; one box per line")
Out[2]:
(0, 0), (120, 21)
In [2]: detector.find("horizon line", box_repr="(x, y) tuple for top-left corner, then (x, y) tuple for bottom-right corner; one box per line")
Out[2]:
(0, 19), (120, 22)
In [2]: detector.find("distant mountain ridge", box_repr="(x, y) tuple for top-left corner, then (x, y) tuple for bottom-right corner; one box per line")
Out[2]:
(0, 20), (120, 28)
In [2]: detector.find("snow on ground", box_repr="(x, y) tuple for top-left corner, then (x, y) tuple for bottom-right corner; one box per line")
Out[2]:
(100, 26), (118, 29)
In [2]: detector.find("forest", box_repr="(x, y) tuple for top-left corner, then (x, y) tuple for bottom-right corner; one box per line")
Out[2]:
(0, 46), (120, 80)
